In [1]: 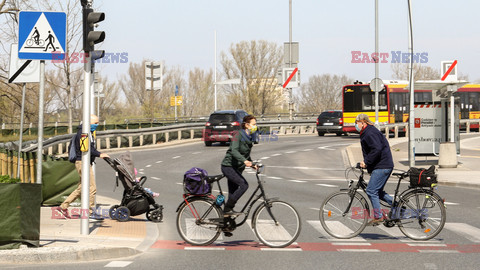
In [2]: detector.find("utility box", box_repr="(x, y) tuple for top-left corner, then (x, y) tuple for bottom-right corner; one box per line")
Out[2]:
(414, 101), (459, 155)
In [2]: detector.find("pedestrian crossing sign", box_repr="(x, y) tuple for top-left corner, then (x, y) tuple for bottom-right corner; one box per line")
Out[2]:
(18, 11), (66, 60)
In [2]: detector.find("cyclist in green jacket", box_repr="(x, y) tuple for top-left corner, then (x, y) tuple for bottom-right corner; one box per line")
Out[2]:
(221, 115), (258, 217)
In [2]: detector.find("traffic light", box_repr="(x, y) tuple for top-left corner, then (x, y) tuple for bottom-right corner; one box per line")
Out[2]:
(82, 8), (105, 53)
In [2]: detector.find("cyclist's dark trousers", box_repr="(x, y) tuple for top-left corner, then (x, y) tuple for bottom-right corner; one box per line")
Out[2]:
(221, 165), (249, 208)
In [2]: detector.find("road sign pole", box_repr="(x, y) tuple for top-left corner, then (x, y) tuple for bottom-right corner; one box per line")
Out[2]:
(17, 83), (26, 178)
(214, 30), (217, 111)
(407, 0), (415, 167)
(81, 52), (92, 235)
(36, 60), (45, 184)
(288, 0), (293, 120)
(151, 62), (154, 119)
(374, 0), (379, 125)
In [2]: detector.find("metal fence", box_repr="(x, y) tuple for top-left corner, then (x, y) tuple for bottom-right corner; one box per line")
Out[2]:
(1, 119), (479, 183)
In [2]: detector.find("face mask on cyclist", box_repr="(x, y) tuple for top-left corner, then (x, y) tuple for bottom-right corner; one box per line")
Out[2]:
(248, 124), (257, 134)
(355, 122), (362, 133)
(90, 124), (99, 132)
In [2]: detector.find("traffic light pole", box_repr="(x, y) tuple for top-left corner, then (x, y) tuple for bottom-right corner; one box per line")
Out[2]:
(81, 52), (92, 235)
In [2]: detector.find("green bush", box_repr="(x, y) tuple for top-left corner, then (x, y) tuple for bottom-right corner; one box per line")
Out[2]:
(0, 175), (21, 184)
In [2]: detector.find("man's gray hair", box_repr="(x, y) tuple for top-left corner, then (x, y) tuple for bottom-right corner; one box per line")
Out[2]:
(356, 113), (374, 124)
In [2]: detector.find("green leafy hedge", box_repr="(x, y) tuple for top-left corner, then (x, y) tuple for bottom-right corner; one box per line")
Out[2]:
(0, 175), (21, 184)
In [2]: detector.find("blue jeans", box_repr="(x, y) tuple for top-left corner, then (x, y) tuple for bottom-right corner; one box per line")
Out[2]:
(366, 168), (393, 219)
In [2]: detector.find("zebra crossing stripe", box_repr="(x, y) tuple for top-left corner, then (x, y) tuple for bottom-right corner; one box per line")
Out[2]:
(306, 220), (366, 242)
(444, 223), (480, 242)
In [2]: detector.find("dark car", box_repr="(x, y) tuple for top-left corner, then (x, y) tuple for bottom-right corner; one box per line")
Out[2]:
(316, 110), (345, 136)
(202, 110), (249, 146)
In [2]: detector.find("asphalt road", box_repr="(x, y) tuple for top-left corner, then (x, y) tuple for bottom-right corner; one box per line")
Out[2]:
(9, 134), (480, 269)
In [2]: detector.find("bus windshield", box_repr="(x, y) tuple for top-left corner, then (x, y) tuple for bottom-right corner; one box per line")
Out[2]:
(343, 85), (387, 112)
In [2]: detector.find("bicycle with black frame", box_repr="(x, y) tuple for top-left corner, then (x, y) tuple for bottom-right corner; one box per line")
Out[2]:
(319, 163), (446, 240)
(176, 163), (301, 248)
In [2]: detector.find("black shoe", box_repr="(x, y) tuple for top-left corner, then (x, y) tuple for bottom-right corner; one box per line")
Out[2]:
(224, 232), (233, 237)
(89, 214), (105, 221)
(223, 210), (242, 217)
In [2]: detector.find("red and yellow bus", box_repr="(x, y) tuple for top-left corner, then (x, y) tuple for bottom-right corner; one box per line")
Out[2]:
(342, 81), (480, 133)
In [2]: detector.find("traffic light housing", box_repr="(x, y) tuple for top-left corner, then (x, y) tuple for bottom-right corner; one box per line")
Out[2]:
(83, 8), (105, 53)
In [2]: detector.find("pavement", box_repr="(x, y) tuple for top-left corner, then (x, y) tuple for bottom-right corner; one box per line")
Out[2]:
(0, 196), (158, 264)
(1, 133), (479, 265)
(344, 133), (480, 188)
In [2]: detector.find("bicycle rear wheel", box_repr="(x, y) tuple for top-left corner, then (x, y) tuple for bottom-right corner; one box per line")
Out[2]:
(397, 190), (446, 240)
(252, 200), (301, 248)
(176, 198), (222, 246)
(320, 190), (369, 239)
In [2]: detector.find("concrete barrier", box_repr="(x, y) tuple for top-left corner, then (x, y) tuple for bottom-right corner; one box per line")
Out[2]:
(438, 142), (458, 168)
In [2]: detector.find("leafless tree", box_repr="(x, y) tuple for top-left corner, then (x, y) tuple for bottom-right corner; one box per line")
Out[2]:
(296, 74), (353, 113)
(391, 63), (469, 81)
(183, 67), (214, 117)
(220, 40), (283, 114)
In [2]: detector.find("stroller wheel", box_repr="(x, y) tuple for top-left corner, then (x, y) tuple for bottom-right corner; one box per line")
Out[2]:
(109, 205), (120, 220)
(147, 207), (163, 223)
(116, 206), (130, 222)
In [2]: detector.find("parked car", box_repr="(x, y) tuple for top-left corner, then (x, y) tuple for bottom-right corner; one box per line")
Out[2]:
(202, 110), (249, 146)
(316, 110), (345, 136)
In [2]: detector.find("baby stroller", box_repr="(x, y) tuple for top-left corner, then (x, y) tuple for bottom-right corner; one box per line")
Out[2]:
(104, 152), (163, 222)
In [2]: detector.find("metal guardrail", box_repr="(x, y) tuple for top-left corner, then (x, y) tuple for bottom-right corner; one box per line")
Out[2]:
(17, 119), (480, 155)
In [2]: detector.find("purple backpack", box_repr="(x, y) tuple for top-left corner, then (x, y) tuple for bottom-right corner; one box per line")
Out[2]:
(184, 167), (211, 195)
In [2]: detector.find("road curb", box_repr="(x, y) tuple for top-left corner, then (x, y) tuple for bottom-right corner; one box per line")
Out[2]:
(0, 246), (140, 264)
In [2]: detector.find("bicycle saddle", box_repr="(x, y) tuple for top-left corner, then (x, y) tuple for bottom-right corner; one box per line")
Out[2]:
(206, 174), (224, 183)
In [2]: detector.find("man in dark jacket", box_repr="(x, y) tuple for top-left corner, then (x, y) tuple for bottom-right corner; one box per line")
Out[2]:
(356, 113), (394, 225)
(55, 115), (109, 219)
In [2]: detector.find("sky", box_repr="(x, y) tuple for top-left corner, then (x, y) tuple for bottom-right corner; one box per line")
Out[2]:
(95, 0), (480, 85)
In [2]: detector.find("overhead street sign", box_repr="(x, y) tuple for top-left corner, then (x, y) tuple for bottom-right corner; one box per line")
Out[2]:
(18, 11), (66, 60)
(8, 44), (40, 83)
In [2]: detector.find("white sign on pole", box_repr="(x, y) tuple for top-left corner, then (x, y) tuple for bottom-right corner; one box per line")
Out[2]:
(145, 61), (163, 91)
(282, 67), (300, 88)
(8, 44), (40, 83)
(441, 61), (457, 82)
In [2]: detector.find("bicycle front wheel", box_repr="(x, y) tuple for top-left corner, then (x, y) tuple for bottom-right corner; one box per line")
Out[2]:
(176, 198), (222, 246)
(397, 190), (446, 240)
(252, 200), (301, 248)
(320, 191), (369, 239)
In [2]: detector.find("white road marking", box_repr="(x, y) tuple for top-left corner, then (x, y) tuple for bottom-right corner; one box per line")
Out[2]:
(184, 247), (225, 251)
(316, 184), (339, 188)
(418, 250), (460, 253)
(176, 182), (183, 185)
(151, 177), (161, 180)
(145, 165), (151, 168)
(260, 157), (270, 160)
(271, 153), (282, 157)
(407, 243), (447, 247)
(192, 152), (201, 154)
(302, 149), (313, 152)
(155, 161), (163, 164)
(139, 168), (144, 171)
(267, 176), (283, 180)
(285, 151), (297, 154)
(172, 156), (181, 159)
(338, 249), (380, 252)
(443, 202), (459, 205)
(306, 220), (366, 242)
(317, 146), (334, 151)
(260, 248), (302, 251)
(104, 261), (133, 268)
(310, 208), (320, 211)
(267, 166), (344, 171)
(444, 223), (480, 242)
(332, 243), (371, 246)
(138, 172), (145, 175)
(424, 263), (438, 270)
(289, 180), (307, 183)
